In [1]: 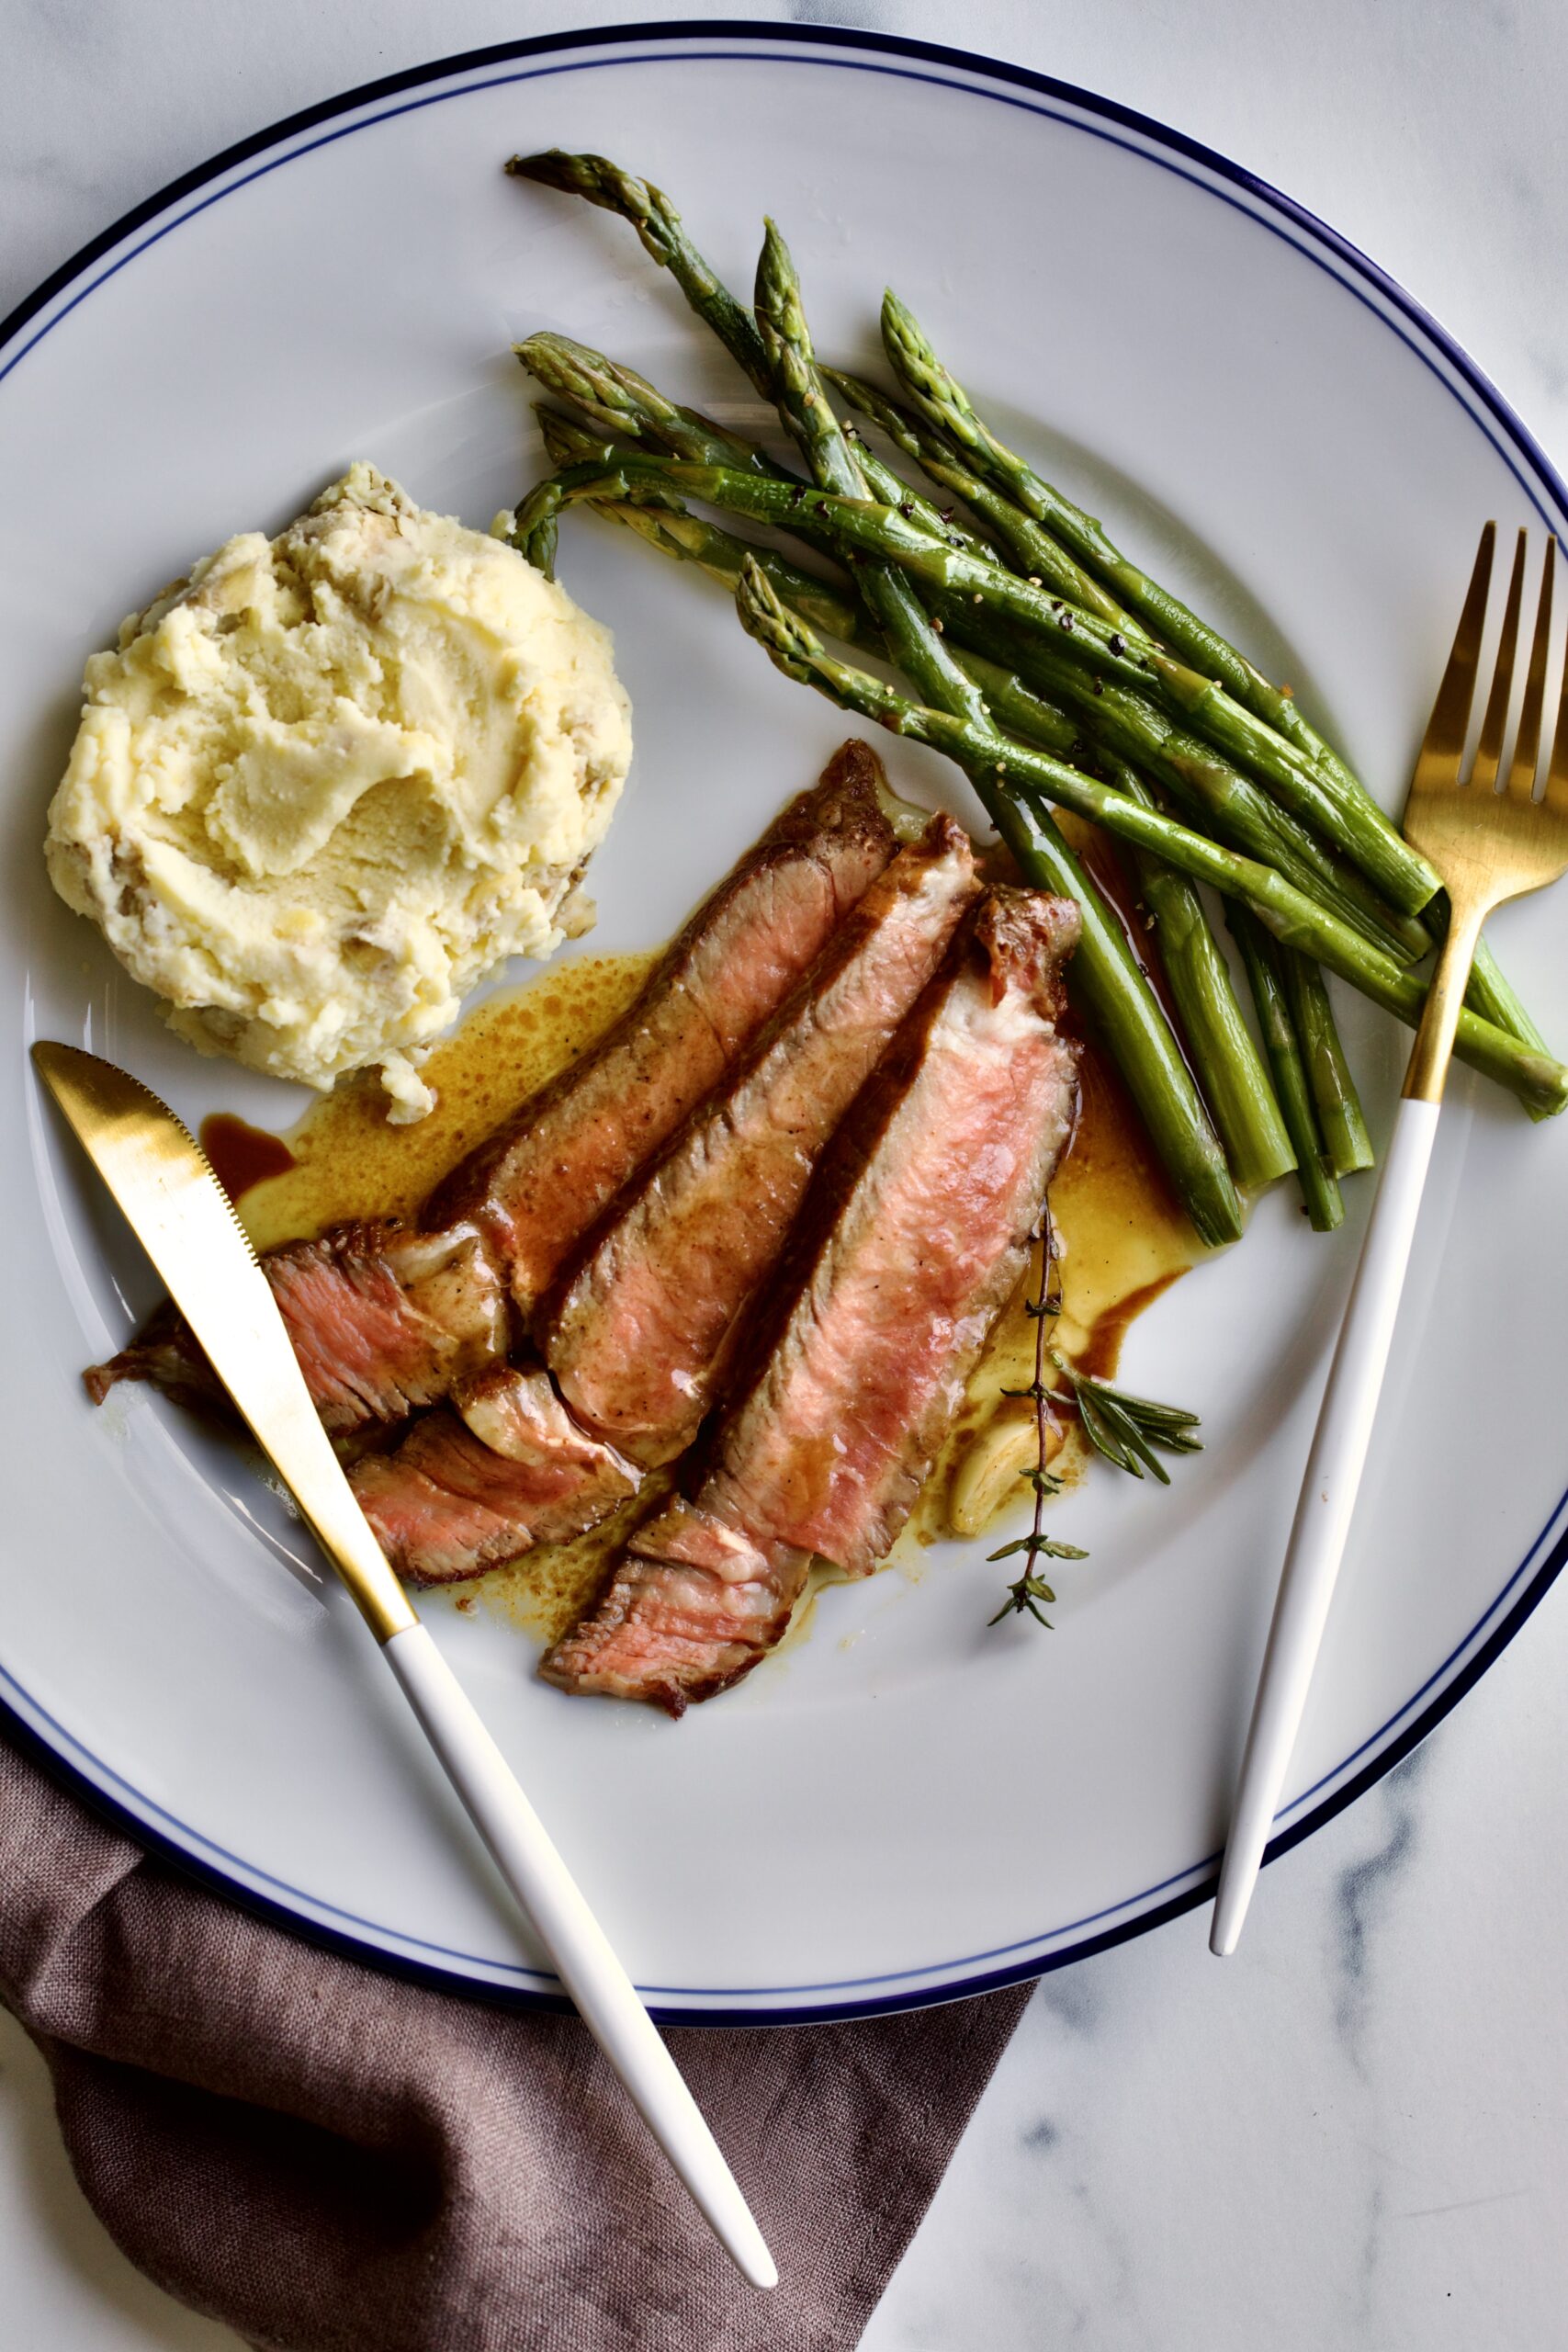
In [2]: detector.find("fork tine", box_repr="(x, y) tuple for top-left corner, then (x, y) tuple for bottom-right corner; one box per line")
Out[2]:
(1425, 521), (1495, 769)
(1472, 527), (1527, 792)
(1508, 536), (1555, 798)
(1544, 555), (1568, 813)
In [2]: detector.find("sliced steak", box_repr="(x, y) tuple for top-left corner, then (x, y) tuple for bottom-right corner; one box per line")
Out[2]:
(85, 1220), (508, 1438)
(350, 1364), (639, 1585)
(85, 743), (895, 1438)
(537, 1501), (811, 1718)
(421, 741), (898, 1320)
(543, 888), (1083, 1713)
(538, 814), (979, 1469)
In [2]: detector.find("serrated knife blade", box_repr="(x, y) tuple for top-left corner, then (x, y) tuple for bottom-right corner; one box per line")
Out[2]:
(32, 1039), (413, 1638)
(30, 1038), (777, 2289)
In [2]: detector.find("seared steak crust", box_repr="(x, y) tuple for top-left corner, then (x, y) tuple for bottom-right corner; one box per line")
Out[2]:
(538, 815), (979, 1468)
(350, 1365), (639, 1585)
(543, 888), (1083, 1713)
(85, 1219), (506, 1438)
(538, 1499), (810, 1717)
(422, 741), (899, 1319)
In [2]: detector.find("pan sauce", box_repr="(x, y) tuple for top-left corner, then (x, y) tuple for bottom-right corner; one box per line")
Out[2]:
(235, 935), (1204, 1642)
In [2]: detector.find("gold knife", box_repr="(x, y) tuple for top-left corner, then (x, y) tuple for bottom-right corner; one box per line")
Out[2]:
(33, 1041), (776, 2291)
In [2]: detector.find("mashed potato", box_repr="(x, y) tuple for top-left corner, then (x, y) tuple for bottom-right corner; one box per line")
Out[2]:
(45, 464), (632, 1118)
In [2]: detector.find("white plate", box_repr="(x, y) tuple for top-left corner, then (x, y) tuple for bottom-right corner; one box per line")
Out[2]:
(4, 25), (1566, 2021)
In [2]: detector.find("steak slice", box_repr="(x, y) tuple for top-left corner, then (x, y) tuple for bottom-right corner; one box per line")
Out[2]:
(85, 1221), (508, 1438)
(421, 741), (898, 1320)
(537, 1501), (812, 1719)
(350, 1365), (639, 1585)
(543, 888), (1083, 1713)
(538, 814), (979, 1469)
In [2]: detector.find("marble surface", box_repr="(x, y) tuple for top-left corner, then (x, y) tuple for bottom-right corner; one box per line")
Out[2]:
(4, 4), (1568, 2346)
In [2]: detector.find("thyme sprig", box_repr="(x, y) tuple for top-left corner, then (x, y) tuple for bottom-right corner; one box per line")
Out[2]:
(989, 1196), (1201, 1624)
(988, 1201), (1086, 1627)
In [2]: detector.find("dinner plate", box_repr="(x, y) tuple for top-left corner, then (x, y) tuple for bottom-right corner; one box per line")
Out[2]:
(5, 23), (1567, 2022)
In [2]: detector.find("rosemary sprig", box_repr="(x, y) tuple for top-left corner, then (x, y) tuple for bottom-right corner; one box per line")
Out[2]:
(988, 1201), (1086, 1627)
(1050, 1354), (1202, 1486)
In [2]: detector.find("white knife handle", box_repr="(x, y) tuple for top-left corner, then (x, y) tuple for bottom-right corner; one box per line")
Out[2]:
(381, 1624), (776, 2289)
(1211, 1096), (1440, 1956)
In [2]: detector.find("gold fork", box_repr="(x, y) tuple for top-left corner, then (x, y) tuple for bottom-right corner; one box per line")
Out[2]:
(1213, 522), (1568, 1956)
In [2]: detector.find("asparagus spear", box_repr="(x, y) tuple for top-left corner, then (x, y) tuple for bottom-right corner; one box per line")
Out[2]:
(517, 331), (779, 473)
(983, 789), (1243, 1247)
(956, 653), (1295, 1190)
(527, 402), (1423, 984)
(755, 220), (1242, 1246)
(842, 434), (1002, 565)
(751, 218), (989, 741)
(1142, 848), (1301, 1192)
(1228, 910), (1344, 1230)
(514, 449), (1432, 946)
(879, 290), (1438, 915)
(824, 364), (1148, 639)
(507, 152), (772, 392)
(943, 605), (1427, 964)
(533, 387), (1547, 1062)
(510, 149), (1544, 1049)
(1280, 953), (1374, 1178)
(731, 559), (1568, 1118)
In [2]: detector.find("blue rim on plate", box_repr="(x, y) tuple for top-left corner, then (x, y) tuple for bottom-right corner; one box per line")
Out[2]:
(5, 20), (1566, 2024)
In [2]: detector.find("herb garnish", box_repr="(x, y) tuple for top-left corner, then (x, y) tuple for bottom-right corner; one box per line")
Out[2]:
(988, 1202), (1086, 1627)
(989, 1198), (1202, 1626)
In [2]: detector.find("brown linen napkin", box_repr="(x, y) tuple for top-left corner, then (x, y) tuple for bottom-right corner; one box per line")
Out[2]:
(0, 1730), (1030, 2351)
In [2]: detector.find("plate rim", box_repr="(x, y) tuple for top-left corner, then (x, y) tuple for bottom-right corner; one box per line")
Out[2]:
(5, 17), (1566, 2023)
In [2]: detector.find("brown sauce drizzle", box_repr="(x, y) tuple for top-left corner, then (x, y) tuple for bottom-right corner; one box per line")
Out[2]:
(198, 1114), (297, 1204)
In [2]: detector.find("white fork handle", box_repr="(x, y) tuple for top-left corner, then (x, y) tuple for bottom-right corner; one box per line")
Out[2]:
(382, 1624), (776, 2288)
(1210, 1096), (1441, 1956)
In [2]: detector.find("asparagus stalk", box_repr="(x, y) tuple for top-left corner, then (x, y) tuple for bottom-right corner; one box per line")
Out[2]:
(758, 222), (1243, 1245)
(514, 450), (1428, 953)
(1139, 847), (1301, 1192)
(507, 152), (773, 392)
(511, 148), (1545, 1047)
(732, 559), (1568, 1118)
(943, 605), (1427, 964)
(1228, 910), (1344, 1230)
(957, 653), (1295, 1190)
(751, 218), (989, 741)
(824, 364), (1148, 639)
(984, 790), (1243, 1247)
(810, 370), (1548, 1067)
(843, 434), (1002, 566)
(517, 331), (779, 474)
(879, 290), (1438, 915)
(1279, 953), (1374, 1178)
